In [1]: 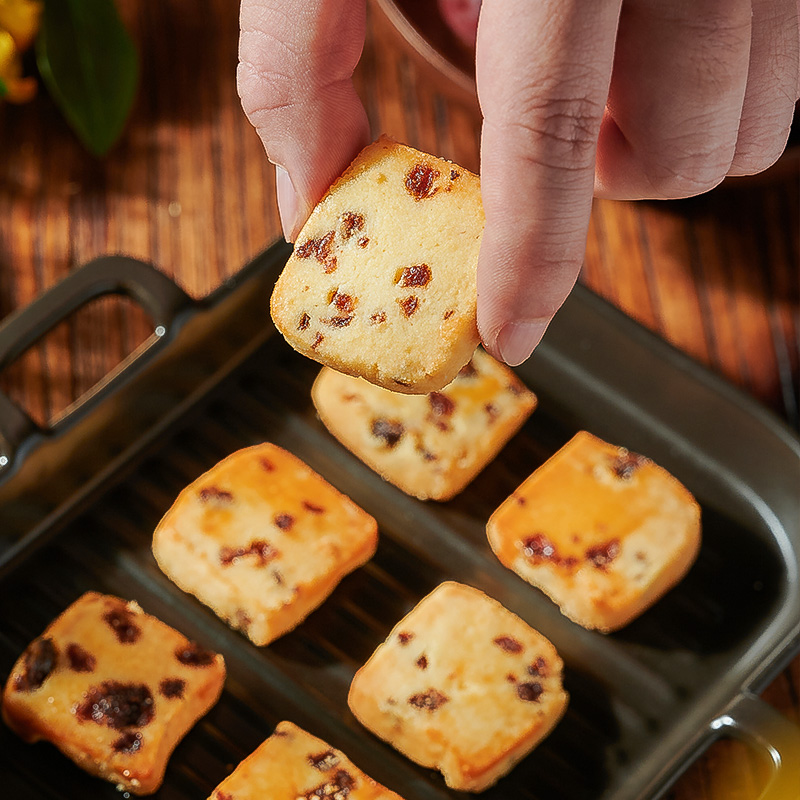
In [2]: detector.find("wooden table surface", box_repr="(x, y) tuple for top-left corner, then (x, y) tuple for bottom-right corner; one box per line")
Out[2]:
(0, 1), (797, 798)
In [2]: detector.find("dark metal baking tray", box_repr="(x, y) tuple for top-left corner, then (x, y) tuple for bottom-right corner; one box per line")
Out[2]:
(0, 243), (798, 799)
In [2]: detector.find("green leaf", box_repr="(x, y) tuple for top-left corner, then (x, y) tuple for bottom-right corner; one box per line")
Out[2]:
(0, 76), (7, 98)
(36, 0), (138, 156)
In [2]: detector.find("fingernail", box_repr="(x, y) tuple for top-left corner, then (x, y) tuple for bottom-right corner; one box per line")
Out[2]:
(275, 165), (299, 242)
(495, 319), (549, 366)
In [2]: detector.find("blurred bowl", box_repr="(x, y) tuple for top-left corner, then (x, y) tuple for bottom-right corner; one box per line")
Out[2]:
(371, 0), (799, 183)
(370, 0), (478, 106)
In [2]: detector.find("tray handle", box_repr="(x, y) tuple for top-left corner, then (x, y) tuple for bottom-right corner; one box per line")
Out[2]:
(0, 255), (192, 465)
(712, 692), (800, 799)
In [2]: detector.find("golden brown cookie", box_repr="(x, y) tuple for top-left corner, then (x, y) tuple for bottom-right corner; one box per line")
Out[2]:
(312, 350), (536, 500)
(348, 582), (568, 792)
(152, 443), (378, 646)
(271, 136), (484, 394)
(487, 431), (702, 632)
(2, 592), (225, 795)
(208, 720), (404, 800)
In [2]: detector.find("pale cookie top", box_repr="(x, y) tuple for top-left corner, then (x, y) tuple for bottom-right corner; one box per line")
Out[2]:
(209, 721), (404, 800)
(348, 582), (567, 791)
(271, 137), (484, 394)
(312, 349), (536, 500)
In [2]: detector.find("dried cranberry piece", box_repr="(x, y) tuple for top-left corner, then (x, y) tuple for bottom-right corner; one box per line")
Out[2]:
(398, 295), (419, 317)
(371, 418), (404, 447)
(528, 657), (547, 677)
(300, 769), (355, 799)
(220, 540), (278, 566)
(323, 315), (354, 327)
(159, 678), (186, 699)
(340, 211), (365, 238)
(428, 392), (455, 417)
(77, 681), (154, 728)
(517, 682), (544, 702)
(298, 313), (311, 331)
(303, 501), (325, 514)
(416, 655), (428, 670)
(112, 731), (143, 754)
(331, 292), (355, 313)
(15, 637), (57, 692)
(260, 457), (275, 472)
(357, 236), (369, 248)
(409, 688), (448, 711)
(175, 641), (216, 667)
(369, 311), (386, 324)
(522, 534), (579, 569)
(66, 643), (96, 673)
(586, 539), (621, 569)
(405, 163), (439, 200)
(398, 264), (431, 288)
(308, 750), (340, 771)
(522, 534), (557, 561)
(296, 231), (336, 268)
(397, 631), (414, 645)
(103, 607), (141, 644)
(493, 636), (523, 654)
(450, 169), (460, 180)
(311, 332), (324, 349)
(199, 486), (234, 504)
(611, 450), (648, 479)
(274, 513), (295, 531)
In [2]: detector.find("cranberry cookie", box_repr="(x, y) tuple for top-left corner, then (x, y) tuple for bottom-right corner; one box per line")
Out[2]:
(487, 431), (702, 631)
(312, 350), (536, 500)
(348, 582), (567, 792)
(208, 720), (404, 800)
(271, 136), (484, 394)
(152, 443), (378, 646)
(2, 592), (225, 795)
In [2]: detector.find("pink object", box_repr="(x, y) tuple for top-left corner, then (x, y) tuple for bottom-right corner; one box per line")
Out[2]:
(437, 0), (481, 47)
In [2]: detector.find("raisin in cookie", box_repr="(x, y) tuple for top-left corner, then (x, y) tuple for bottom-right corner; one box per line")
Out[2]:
(348, 582), (567, 792)
(208, 720), (404, 800)
(312, 350), (536, 500)
(487, 431), (702, 632)
(152, 443), (378, 646)
(271, 136), (484, 394)
(2, 592), (225, 795)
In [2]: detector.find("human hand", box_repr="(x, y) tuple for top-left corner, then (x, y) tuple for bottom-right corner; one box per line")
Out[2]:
(239, 0), (800, 365)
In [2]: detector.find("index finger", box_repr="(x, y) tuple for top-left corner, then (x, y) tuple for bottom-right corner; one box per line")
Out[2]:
(476, 0), (622, 364)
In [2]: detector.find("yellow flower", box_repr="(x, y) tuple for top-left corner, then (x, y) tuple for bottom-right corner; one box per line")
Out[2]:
(0, 29), (36, 103)
(0, 0), (42, 51)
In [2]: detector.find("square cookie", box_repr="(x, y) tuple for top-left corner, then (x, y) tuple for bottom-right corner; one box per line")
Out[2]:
(270, 136), (484, 394)
(152, 443), (378, 646)
(1, 592), (225, 795)
(208, 720), (404, 800)
(487, 431), (702, 632)
(348, 581), (567, 792)
(312, 350), (537, 500)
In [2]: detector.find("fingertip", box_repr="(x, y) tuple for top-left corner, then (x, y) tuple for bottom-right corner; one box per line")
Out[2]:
(275, 166), (300, 243)
(480, 318), (550, 366)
